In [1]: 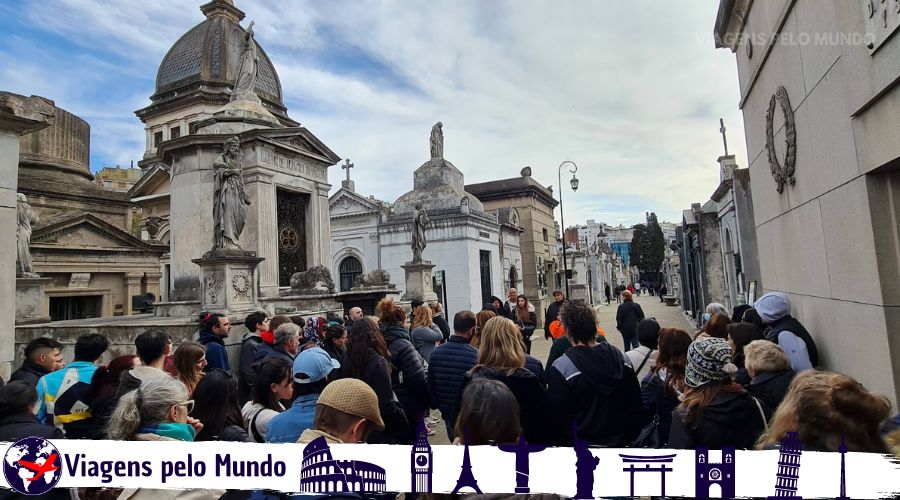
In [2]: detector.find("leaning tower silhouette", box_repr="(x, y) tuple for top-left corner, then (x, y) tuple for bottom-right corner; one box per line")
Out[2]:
(768, 432), (803, 499)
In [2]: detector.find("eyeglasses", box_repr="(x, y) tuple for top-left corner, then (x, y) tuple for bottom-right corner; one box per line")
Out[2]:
(175, 400), (194, 413)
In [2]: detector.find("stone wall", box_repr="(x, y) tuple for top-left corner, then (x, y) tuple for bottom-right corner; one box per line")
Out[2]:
(719, 0), (900, 403)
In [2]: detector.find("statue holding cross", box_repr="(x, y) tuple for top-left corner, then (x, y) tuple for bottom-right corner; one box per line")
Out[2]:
(341, 158), (355, 191)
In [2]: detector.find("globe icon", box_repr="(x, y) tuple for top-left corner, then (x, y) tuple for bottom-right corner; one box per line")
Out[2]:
(3, 437), (62, 495)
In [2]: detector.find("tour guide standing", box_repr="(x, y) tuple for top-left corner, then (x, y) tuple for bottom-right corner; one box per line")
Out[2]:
(199, 312), (232, 371)
(544, 290), (567, 340)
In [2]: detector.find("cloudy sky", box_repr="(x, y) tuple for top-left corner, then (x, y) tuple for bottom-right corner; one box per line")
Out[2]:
(0, 0), (746, 227)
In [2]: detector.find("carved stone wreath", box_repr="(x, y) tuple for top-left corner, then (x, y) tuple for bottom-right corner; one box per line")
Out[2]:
(765, 86), (796, 193)
(232, 272), (252, 301)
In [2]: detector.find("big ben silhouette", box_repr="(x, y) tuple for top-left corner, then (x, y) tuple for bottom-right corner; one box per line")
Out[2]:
(411, 418), (433, 493)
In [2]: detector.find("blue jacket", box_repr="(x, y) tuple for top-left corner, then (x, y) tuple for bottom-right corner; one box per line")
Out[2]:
(36, 361), (97, 427)
(267, 393), (319, 443)
(524, 355), (545, 386)
(199, 330), (230, 371)
(427, 335), (477, 423)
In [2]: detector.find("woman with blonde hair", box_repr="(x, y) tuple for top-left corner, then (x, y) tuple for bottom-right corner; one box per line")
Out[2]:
(757, 370), (891, 453)
(410, 303), (443, 364)
(473, 309), (497, 348)
(457, 316), (556, 444)
(743, 340), (794, 410)
(173, 342), (206, 395)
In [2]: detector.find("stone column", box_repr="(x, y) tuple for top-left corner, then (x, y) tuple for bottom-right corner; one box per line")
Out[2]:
(243, 166), (278, 297)
(124, 272), (145, 314)
(0, 92), (53, 379)
(145, 271), (163, 301)
(314, 183), (332, 268)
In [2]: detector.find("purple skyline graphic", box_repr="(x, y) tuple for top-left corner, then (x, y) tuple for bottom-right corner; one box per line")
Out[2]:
(619, 453), (676, 498)
(450, 429), (482, 495)
(768, 431), (803, 499)
(695, 448), (736, 498)
(497, 436), (547, 493)
(573, 423), (600, 499)
(411, 417), (433, 494)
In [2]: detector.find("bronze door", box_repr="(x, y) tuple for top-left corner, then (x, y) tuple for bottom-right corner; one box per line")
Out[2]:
(277, 190), (308, 286)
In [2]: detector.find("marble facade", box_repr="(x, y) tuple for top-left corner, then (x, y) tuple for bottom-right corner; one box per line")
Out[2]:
(717, 0), (900, 404)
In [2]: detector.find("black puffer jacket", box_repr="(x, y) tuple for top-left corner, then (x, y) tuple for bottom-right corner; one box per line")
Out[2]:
(9, 360), (50, 388)
(427, 336), (477, 423)
(380, 324), (429, 424)
(669, 389), (771, 449)
(0, 412), (63, 441)
(745, 370), (794, 411)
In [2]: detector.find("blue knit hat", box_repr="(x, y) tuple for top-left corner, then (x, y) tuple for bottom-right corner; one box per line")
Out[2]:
(685, 337), (737, 388)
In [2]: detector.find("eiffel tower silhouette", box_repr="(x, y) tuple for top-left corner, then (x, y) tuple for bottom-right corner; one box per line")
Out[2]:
(451, 430), (483, 494)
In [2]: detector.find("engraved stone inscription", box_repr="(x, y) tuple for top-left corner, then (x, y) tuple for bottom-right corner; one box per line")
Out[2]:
(865, 0), (900, 53)
(261, 150), (326, 180)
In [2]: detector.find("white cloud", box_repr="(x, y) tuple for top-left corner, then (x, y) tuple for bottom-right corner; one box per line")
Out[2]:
(2, 0), (746, 226)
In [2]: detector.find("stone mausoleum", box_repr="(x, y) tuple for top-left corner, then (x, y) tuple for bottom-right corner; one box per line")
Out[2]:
(14, 0), (344, 369)
(717, 0), (900, 404)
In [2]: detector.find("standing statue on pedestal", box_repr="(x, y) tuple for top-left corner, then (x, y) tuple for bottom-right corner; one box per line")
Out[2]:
(232, 21), (259, 101)
(412, 203), (428, 262)
(212, 137), (251, 252)
(16, 193), (39, 277)
(430, 121), (443, 159)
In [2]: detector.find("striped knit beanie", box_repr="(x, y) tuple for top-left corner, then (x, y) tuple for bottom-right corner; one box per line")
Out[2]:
(685, 337), (737, 388)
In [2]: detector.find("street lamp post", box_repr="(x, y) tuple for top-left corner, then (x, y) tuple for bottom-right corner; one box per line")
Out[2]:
(557, 161), (579, 297)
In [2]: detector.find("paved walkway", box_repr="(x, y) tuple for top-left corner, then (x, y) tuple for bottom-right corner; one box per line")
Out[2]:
(426, 295), (695, 444)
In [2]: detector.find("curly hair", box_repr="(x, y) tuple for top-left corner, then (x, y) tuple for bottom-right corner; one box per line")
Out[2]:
(757, 370), (891, 453)
(376, 298), (407, 326)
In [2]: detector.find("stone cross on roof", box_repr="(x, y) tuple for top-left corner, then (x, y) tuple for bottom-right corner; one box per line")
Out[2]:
(341, 158), (355, 191)
(719, 117), (729, 156)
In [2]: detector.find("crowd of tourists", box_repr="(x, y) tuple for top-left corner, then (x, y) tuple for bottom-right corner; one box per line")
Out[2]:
(1, 286), (898, 498)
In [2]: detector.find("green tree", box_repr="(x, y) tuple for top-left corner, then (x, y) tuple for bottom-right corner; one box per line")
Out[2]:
(645, 213), (666, 283)
(629, 224), (649, 272)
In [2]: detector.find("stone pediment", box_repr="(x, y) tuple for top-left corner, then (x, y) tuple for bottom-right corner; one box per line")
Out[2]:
(254, 127), (341, 165)
(32, 212), (166, 253)
(128, 162), (171, 199)
(329, 188), (382, 217)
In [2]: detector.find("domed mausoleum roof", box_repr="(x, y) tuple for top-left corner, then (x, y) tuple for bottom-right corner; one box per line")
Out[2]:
(137, 0), (292, 123)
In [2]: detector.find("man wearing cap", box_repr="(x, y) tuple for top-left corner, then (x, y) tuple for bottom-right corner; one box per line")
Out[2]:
(267, 347), (339, 443)
(753, 292), (818, 373)
(298, 378), (385, 444)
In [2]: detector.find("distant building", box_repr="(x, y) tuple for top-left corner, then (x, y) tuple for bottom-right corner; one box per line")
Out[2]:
(95, 166), (143, 192)
(467, 167), (559, 324)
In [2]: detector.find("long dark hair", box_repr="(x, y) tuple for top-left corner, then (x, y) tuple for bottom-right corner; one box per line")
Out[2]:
(347, 317), (391, 378)
(192, 369), (244, 441)
(515, 294), (531, 323)
(652, 328), (692, 397)
(323, 324), (347, 355)
(454, 378), (521, 445)
(728, 323), (765, 368)
(251, 358), (291, 411)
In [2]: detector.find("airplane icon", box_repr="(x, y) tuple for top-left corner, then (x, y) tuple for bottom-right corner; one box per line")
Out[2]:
(17, 454), (59, 482)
